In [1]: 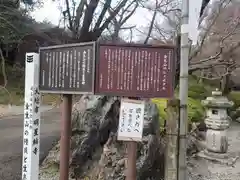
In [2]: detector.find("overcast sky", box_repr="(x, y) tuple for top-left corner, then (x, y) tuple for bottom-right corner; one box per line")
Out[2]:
(31, 0), (153, 26)
(30, 0), (210, 42)
(30, 0), (164, 41)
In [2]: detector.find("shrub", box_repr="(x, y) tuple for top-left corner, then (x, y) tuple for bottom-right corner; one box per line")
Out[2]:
(151, 76), (211, 127)
(151, 97), (205, 127)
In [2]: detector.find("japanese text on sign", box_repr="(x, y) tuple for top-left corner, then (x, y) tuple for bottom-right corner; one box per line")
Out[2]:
(95, 44), (175, 98)
(39, 42), (96, 94)
(117, 99), (145, 142)
(22, 53), (40, 180)
(23, 86), (40, 180)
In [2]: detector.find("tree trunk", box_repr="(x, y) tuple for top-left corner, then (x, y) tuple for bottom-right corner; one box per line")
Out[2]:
(221, 74), (231, 95)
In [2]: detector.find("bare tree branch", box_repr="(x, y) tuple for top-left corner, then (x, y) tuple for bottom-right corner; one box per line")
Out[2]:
(119, 1), (138, 25)
(189, 0), (230, 61)
(79, 0), (100, 37)
(106, 0), (138, 42)
(74, 0), (87, 34)
(64, 0), (73, 30)
(189, 0), (240, 77)
(140, 0), (181, 44)
(95, 0), (128, 37)
(144, 2), (157, 44)
(94, 0), (112, 30)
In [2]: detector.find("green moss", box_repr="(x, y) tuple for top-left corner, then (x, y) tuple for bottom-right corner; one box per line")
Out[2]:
(0, 87), (24, 105)
(0, 64), (60, 105)
(187, 97), (205, 122)
(151, 97), (205, 127)
(188, 84), (207, 99)
(40, 162), (59, 178)
(0, 64), (24, 104)
(151, 76), (211, 127)
(228, 91), (240, 108)
(228, 91), (240, 119)
(151, 98), (167, 126)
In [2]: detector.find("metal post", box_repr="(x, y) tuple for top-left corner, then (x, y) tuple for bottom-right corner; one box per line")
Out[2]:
(126, 141), (137, 180)
(178, 0), (189, 180)
(60, 94), (72, 180)
(165, 99), (180, 180)
(125, 97), (139, 180)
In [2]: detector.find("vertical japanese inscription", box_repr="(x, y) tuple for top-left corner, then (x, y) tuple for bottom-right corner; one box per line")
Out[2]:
(32, 87), (40, 156)
(62, 51), (66, 88)
(39, 43), (95, 94)
(73, 49), (77, 88)
(51, 52), (55, 88)
(69, 50), (73, 88)
(59, 51), (62, 88)
(96, 44), (175, 98)
(23, 85), (41, 180)
(117, 99), (145, 142)
(107, 48), (110, 90)
(22, 87), (32, 180)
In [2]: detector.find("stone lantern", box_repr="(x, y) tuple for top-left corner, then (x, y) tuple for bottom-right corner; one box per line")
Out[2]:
(201, 89), (234, 154)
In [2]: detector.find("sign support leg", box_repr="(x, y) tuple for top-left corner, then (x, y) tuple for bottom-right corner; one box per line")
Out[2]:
(60, 94), (72, 180)
(124, 97), (140, 180)
(126, 141), (137, 180)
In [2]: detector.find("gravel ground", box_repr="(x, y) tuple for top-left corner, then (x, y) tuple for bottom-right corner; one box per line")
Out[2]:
(188, 122), (240, 180)
(1, 105), (240, 180)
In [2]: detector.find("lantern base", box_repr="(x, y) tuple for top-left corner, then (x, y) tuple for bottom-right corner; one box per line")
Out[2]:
(206, 129), (228, 153)
(204, 149), (229, 159)
(197, 150), (238, 166)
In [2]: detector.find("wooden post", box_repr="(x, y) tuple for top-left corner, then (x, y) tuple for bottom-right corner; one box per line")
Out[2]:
(126, 141), (137, 180)
(22, 53), (41, 180)
(118, 98), (144, 180)
(164, 99), (180, 180)
(60, 94), (72, 180)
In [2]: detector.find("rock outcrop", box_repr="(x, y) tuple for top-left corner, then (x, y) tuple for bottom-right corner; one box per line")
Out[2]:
(40, 95), (166, 180)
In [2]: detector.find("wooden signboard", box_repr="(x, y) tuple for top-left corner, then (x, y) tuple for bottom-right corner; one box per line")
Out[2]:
(95, 43), (175, 98)
(39, 42), (96, 94)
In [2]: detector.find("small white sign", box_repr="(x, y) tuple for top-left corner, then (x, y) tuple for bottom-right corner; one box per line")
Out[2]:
(117, 99), (145, 142)
(22, 53), (41, 180)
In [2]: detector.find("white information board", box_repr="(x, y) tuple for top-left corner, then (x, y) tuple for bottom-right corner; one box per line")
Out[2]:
(22, 53), (41, 180)
(117, 99), (145, 142)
